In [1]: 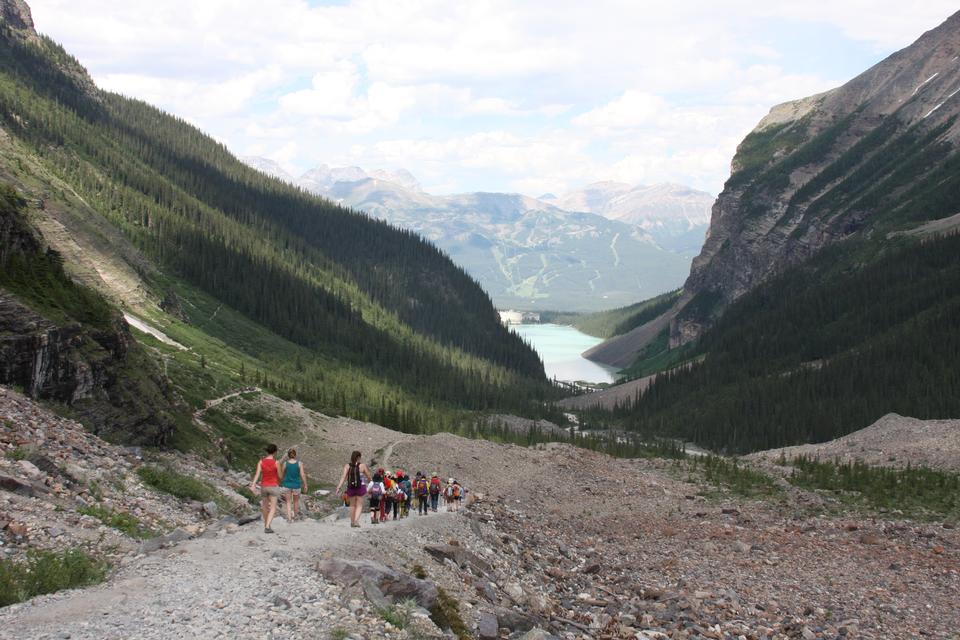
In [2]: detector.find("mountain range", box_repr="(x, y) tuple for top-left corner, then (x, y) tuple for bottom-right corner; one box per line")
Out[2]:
(241, 158), (712, 311)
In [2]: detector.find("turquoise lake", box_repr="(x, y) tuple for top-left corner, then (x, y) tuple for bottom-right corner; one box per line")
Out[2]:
(510, 323), (620, 384)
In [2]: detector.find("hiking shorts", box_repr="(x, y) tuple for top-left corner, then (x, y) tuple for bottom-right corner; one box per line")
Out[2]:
(369, 496), (381, 510)
(283, 487), (301, 495)
(260, 485), (283, 498)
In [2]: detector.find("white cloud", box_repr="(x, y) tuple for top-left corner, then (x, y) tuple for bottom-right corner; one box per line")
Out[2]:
(26, 0), (960, 195)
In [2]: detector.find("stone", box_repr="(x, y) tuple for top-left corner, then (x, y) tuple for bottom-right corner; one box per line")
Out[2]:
(136, 527), (193, 554)
(423, 543), (493, 574)
(520, 629), (561, 640)
(6, 522), (28, 537)
(317, 558), (438, 609)
(237, 513), (260, 526)
(16, 459), (43, 479)
(859, 533), (881, 545)
(0, 473), (43, 497)
(478, 611), (499, 640)
(503, 582), (525, 601)
(494, 606), (540, 633)
(201, 501), (218, 518)
(582, 562), (601, 574)
(733, 541), (751, 553)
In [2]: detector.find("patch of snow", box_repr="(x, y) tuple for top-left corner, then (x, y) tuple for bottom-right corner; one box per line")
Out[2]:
(123, 313), (188, 350)
(924, 102), (945, 118)
(911, 72), (940, 96)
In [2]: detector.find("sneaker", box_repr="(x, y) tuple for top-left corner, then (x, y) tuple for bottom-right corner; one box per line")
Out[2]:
(350, 523), (360, 528)
(264, 527), (274, 534)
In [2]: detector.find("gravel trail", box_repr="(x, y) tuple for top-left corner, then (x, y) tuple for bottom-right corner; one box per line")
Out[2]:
(0, 510), (457, 640)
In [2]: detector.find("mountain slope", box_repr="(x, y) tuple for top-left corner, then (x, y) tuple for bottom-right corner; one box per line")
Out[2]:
(0, 0), (557, 446)
(573, 10), (960, 453)
(674, 9), (960, 343)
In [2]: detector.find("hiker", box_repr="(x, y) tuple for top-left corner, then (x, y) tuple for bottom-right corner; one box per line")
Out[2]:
(381, 469), (395, 522)
(280, 448), (308, 521)
(334, 450), (371, 528)
(249, 443), (283, 533)
(398, 471), (412, 518)
(368, 471), (385, 524)
(444, 478), (456, 511)
(416, 472), (430, 515)
(394, 479), (405, 520)
(452, 479), (462, 512)
(429, 472), (442, 512)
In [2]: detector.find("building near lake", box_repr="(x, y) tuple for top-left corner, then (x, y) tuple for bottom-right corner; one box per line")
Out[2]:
(498, 310), (540, 325)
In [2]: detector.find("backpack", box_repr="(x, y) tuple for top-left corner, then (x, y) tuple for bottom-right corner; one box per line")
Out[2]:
(446, 485), (454, 498)
(429, 477), (441, 495)
(347, 463), (362, 489)
(386, 484), (397, 499)
(417, 478), (429, 497)
(369, 482), (383, 498)
(453, 485), (461, 498)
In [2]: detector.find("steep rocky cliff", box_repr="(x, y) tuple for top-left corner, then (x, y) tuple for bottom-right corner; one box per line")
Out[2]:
(0, 186), (180, 445)
(673, 10), (960, 344)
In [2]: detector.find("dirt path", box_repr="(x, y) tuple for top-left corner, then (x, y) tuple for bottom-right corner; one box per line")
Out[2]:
(0, 511), (459, 639)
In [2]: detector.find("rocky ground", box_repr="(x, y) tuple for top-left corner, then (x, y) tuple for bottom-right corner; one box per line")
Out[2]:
(748, 413), (960, 472)
(1, 385), (958, 639)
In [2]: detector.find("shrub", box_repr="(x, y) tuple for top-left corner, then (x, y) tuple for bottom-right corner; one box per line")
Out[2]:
(137, 465), (229, 511)
(430, 587), (470, 640)
(0, 549), (108, 607)
(77, 505), (154, 539)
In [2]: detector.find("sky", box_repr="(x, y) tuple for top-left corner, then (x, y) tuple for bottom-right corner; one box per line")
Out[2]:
(28, 1), (959, 197)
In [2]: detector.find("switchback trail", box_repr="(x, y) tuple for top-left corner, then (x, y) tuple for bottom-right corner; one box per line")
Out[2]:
(0, 510), (459, 640)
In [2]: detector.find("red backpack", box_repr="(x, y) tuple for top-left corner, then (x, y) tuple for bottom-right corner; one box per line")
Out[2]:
(429, 477), (441, 495)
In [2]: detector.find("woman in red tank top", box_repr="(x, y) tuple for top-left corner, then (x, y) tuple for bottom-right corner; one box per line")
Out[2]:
(249, 443), (282, 533)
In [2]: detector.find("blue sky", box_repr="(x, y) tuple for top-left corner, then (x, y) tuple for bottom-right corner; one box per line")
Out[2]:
(28, 1), (959, 196)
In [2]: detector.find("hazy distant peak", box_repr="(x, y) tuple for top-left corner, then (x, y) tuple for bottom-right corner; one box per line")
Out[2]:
(241, 156), (296, 184)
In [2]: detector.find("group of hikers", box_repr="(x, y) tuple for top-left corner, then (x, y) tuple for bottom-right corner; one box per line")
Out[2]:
(333, 450), (465, 528)
(250, 445), (466, 532)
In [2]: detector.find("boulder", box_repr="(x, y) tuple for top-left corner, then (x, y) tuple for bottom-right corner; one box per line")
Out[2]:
(16, 459), (43, 480)
(0, 473), (45, 497)
(424, 543), (493, 574)
(136, 526), (193, 554)
(495, 606), (540, 633)
(477, 611), (499, 639)
(317, 558), (438, 609)
(201, 501), (219, 518)
(520, 629), (561, 640)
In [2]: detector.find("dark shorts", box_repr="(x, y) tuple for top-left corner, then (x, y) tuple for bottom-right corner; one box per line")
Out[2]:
(369, 496), (381, 510)
(345, 485), (367, 498)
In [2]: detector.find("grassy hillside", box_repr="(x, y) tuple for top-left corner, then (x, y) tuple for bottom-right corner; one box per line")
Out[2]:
(543, 290), (681, 339)
(0, 21), (563, 448)
(586, 231), (960, 453)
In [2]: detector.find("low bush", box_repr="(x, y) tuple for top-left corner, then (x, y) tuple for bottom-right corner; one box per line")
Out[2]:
(687, 455), (780, 498)
(137, 465), (229, 512)
(77, 505), (154, 539)
(0, 549), (108, 607)
(787, 455), (960, 519)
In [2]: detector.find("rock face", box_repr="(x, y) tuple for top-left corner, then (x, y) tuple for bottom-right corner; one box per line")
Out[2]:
(673, 10), (960, 344)
(0, 190), (179, 445)
(0, 0), (34, 33)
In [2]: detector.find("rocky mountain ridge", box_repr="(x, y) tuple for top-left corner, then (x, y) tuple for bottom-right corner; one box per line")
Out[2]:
(672, 9), (960, 344)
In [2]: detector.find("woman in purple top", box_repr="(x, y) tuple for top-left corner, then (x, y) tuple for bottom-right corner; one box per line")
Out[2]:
(334, 450), (370, 528)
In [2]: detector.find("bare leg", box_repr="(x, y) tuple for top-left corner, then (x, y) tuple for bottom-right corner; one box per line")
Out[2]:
(261, 496), (269, 526)
(293, 494), (300, 518)
(266, 496), (277, 529)
(285, 491), (293, 521)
